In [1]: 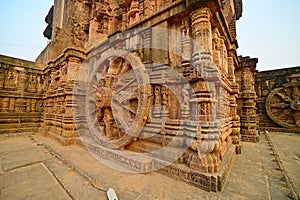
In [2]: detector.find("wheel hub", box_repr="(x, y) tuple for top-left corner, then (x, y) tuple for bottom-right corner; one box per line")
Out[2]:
(290, 100), (300, 111)
(96, 87), (112, 108)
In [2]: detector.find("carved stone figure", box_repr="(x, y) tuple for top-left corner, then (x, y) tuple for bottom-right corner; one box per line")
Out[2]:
(128, 0), (140, 25)
(161, 86), (170, 118)
(2, 98), (10, 112)
(181, 84), (190, 118)
(153, 85), (162, 118)
(0, 69), (4, 89)
(31, 99), (37, 112)
(26, 98), (31, 113)
(37, 75), (43, 93)
(28, 74), (37, 92)
(5, 70), (18, 90)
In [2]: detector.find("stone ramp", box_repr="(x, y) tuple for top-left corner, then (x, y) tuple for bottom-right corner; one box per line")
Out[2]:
(0, 133), (295, 199)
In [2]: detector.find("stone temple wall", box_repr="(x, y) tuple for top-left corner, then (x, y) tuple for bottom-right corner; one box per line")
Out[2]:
(1, 0), (284, 192)
(41, 48), (86, 145)
(256, 66), (300, 133)
(35, 0), (246, 191)
(0, 55), (47, 135)
(0, 0), (299, 192)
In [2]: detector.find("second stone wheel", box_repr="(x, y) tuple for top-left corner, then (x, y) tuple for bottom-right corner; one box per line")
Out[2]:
(266, 77), (300, 129)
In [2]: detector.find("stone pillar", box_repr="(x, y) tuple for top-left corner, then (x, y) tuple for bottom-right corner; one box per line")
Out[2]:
(43, 48), (86, 145)
(142, 28), (152, 63)
(161, 86), (170, 118)
(227, 56), (235, 81)
(236, 56), (259, 143)
(153, 85), (161, 118)
(190, 7), (213, 54)
(181, 17), (192, 61)
(212, 28), (221, 67)
(181, 84), (190, 119)
(0, 69), (5, 90)
(220, 37), (228, 73)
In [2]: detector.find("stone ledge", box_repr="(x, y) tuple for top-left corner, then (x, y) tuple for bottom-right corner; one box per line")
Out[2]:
(47, 131), (78, 146)
(260, 127), (300, 134)
(241, 134), (259, 143)
(81, 135), (236, 192)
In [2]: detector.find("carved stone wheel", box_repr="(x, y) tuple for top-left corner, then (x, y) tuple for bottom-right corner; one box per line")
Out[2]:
(266, 81), (300, 129)
(87, 52), (151, 149)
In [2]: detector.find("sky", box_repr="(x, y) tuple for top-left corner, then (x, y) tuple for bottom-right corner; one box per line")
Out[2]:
(0, 1), (53, 61)
(0, 0), (299, 71)
(237, 0), (300, 70)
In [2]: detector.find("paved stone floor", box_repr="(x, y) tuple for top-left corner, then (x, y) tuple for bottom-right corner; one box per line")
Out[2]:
(0, 132), (299, 199)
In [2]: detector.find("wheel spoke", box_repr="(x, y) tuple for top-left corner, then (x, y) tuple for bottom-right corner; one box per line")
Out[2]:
(92, 84), (98, 90)
(122, 105), (137, 114)
(111, 102), (132, 129)
(115, 73), (137, 93)
(114, 90), (138, 104)
(293, 111), (300, 126)
(118, 62), (131, 77)
(276, 90), (291, 102)
(93, 115), (98, 127)
(112, 99), (137, 114)
(292, 86), (299, 100)
(88, 96), (96, 103)
(90, 108), (97, 115)
(284, 110), (293, 123)
(270, 102), (289, 109)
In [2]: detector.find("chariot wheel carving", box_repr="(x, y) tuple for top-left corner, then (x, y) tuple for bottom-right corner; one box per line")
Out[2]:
(86, 51), (151, 149)
(266, 80), (300, 129)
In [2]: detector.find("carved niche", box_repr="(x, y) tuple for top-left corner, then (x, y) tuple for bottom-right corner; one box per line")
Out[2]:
(27, 74), (38, 92)
(0, 69), (4, 89)
(4, 70), (18, 90)
(128, 0), (140, 25)
(92, 0), (122, 36)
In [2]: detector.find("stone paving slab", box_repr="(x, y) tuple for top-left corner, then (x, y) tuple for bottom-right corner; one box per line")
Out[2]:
(268, 132), (300, 198)
(0, 133), (295, 199)
(0, 162), (70, 199)
(43, 158), (107, 199)
(0, 136), (53, 171)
